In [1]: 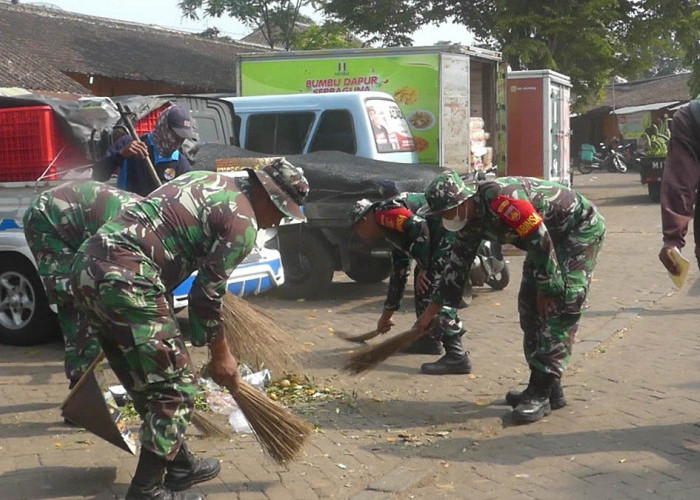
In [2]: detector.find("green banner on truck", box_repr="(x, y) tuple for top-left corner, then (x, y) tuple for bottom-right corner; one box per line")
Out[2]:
(240, 55), (441, 164)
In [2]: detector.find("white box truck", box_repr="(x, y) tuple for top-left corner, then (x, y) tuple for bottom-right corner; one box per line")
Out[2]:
(235, 45), (503, 173)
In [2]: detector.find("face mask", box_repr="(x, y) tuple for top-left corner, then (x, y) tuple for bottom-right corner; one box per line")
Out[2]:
(442, 203), (469, 232)
(152, 116), (183, 157)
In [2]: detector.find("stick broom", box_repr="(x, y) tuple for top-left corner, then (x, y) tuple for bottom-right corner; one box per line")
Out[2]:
(343, 326), (426, 375)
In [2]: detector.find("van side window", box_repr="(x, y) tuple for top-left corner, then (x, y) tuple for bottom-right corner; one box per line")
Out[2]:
(245, 112), (315, 155)
(308, 109), (357, 154)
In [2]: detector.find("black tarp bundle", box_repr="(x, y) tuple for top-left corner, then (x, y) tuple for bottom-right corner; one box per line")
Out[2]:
(191, 144), (445, 221)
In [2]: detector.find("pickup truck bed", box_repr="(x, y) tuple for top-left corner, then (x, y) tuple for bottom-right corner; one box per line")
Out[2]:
(192, 145), (443, 298)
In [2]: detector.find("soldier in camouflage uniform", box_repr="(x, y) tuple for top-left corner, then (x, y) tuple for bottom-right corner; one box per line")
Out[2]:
(350, 192), (471, 375)
(23, 181), (140, 388)
(70, 160), (309, 500)
(416, 171), (605, 424)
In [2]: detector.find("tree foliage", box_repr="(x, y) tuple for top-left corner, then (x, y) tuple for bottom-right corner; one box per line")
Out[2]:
(179, 0), (309, 50)
(291, 22), (362, 50)
(319, 0), (700, 109)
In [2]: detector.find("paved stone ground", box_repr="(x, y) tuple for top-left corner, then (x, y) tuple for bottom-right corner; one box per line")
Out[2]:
(1, 172), (698, 499)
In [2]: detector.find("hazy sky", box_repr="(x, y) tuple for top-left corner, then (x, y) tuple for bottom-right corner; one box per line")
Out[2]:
(38, 0), (474, 46)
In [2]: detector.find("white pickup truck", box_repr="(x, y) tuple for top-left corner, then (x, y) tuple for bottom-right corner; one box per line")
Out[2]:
(0, 95), (285, 346)
(0, 177), (286, 347)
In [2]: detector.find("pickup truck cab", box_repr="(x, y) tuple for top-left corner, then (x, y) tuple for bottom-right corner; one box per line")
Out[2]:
(224, 91), (419, 164)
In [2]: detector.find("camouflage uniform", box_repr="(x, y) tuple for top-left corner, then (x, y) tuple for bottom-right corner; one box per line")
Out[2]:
(431, 176), (605, 377)
(23, 181), (139, 383)
(70, 170), (291, 459)
(378, 192), (463, 341)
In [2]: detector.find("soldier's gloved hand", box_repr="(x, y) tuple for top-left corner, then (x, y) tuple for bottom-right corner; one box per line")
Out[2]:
(377, 309), (395, 334)
(119, 139), (149, 159)
(536, 293), (558, 320)
(658, 245), (681, 275)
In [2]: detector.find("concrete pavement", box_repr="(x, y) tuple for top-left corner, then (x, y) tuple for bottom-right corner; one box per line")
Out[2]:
(1, 171), (699, 499)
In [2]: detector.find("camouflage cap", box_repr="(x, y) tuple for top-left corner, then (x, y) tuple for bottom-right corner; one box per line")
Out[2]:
(423, 170), (478, 215)
(349, 198), (376, 226)
(248, 158), (310, 221)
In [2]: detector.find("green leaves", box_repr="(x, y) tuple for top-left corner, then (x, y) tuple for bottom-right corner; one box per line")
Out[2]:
(178, 0), (309, 50)
(644, 116), (672, 158)
(290, 22), (361, 50)
(315, 0), (700, 111)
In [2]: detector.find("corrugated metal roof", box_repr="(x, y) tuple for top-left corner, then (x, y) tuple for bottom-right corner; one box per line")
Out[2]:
(583, 73), (693, 114)
(613, 101), (682, 115)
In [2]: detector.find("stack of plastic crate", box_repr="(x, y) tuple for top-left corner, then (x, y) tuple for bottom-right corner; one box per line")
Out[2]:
(134, 104), (170, 136)
(0, 105), (84, 182)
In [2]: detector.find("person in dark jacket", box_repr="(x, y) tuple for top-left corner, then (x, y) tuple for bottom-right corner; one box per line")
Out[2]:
(92, 105), (196, 196)
(659, 100), (700, 275)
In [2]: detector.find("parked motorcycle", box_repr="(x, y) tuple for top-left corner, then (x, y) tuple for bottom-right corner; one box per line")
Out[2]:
(620, 142), (643, 172)
(461, 240), (510, 306)
(471, 240), (509, 290)
(574, 142), (627, 174)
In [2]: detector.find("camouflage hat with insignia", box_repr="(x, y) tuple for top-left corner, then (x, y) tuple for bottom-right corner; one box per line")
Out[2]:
(423, 170), (478, 215)
(248, 158), (310, 221)
(349, 198), (378, 226)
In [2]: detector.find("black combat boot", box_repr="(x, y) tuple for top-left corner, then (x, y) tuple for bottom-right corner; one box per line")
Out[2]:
(511, 370), (556, 424)
(125, 447), (203, 500)
(402, 335), (443, 355)
(505, 378), (567, 409)
(420, 333), (471, 375)
(164, 441), (221, 492)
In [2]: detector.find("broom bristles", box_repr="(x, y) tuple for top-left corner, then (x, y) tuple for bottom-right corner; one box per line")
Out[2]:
(232, 382), (312, 465)
(343, 326), (426, 375)
(221, 293), (301, 377)
(336, 329), (380, 344)
(191, 410), (231, 439)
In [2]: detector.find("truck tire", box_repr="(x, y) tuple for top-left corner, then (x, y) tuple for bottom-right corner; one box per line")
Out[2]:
(345, 254), (391, 283)
(277, 232), (335, 299)
(648, 182), (661, 202)
(0, 255), (59, 346)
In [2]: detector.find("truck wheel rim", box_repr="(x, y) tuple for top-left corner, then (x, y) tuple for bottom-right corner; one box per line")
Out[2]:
(0, 271), (35, 330)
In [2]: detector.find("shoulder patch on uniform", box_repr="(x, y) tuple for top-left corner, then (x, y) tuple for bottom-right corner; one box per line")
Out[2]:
(375, 207), (413, 232)
(490, 194), (543, 238)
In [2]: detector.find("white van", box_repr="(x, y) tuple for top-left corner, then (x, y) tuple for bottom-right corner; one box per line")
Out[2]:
(223, 91), (419, 164)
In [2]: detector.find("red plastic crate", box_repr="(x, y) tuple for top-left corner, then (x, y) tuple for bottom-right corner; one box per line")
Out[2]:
(134, 104), (171, 136)
(0, 105), (86, 181)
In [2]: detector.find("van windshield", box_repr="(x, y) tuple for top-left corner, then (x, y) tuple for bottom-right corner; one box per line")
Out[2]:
(365, 99), (416, 153)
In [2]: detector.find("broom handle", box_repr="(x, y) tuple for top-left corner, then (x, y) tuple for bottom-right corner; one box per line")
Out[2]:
(60, 351), (107, 410)
(116, 103), (162, 188)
